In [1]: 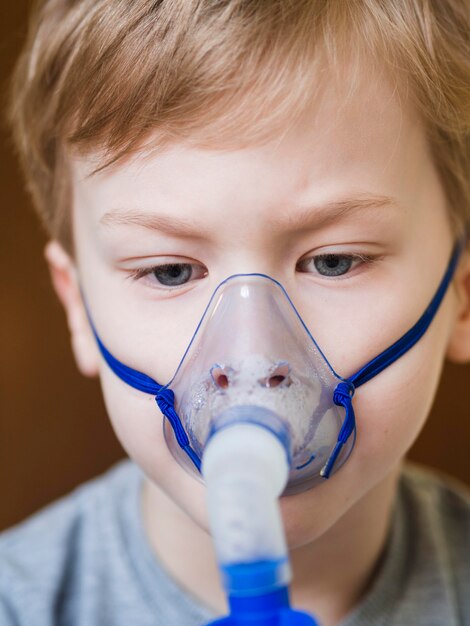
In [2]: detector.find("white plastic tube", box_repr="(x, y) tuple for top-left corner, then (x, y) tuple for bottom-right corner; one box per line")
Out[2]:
(202, 422), (291, 594)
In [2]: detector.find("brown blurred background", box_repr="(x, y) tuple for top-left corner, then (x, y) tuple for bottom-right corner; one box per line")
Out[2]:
(1, 2), (469, 533)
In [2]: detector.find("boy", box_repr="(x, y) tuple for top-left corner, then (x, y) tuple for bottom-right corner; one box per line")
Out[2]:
(2, 1), (470, 625)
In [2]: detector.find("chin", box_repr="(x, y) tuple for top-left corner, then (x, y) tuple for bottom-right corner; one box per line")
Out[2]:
(278, 461), (366, 549)
(278, 488), (339, 549)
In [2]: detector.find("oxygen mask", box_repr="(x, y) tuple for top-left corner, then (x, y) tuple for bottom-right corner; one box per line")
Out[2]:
(163, 274), (354, 495)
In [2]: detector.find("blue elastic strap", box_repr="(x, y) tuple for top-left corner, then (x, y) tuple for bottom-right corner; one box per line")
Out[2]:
(91, 328), (163, 395)
(323, 238), (466, 477)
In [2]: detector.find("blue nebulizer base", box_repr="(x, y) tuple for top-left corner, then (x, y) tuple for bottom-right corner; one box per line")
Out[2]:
(206, 585), (318, 625)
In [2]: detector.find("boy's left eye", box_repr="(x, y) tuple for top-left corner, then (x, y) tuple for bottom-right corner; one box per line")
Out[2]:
(297, 253), (373, 277)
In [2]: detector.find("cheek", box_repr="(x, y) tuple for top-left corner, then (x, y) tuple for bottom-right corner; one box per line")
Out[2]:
(98, 366), (211, 527)
(98, 367), (172, 477)
(352, 301), (451, 474)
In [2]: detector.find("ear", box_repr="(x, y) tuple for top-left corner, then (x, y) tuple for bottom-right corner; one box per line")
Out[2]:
(44, 241), (100, 377)
(446, 247), (470, 363)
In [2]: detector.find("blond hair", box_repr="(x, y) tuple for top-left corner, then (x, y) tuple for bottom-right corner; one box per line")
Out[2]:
(9, 0), (470, 249)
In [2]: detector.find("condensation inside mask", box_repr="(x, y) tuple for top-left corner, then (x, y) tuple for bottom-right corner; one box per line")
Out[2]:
(164, 274), (354, 495)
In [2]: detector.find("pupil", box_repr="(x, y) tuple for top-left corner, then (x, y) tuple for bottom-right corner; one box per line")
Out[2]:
(325, 256), (339, 269)
(168, 265), (182, 277)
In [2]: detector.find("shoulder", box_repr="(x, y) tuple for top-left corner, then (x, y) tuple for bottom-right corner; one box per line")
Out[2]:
(345, 464), (470, 626)
(399, 462), (470, 613)
(400, 461), (470, 537)
(0, 459), (139, 565)
(0, 459), (141, 625)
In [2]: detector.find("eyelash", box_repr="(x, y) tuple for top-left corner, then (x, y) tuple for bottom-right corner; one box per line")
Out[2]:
(128, 253), (378, 289)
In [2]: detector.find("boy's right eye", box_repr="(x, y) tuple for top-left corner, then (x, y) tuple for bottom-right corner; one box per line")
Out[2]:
(130, 262), (208, 289)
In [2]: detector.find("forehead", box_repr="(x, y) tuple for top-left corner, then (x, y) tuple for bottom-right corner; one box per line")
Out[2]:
(71, 61), (430, 222)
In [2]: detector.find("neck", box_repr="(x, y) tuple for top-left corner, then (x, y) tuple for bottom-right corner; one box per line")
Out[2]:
(141, 465), (400, 626)
(288, 467), (400, 623)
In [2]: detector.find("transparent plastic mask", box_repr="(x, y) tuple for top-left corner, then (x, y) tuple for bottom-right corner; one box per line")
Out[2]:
(164, 274), (354, 495)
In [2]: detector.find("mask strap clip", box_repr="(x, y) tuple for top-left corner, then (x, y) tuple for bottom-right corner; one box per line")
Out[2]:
(155, 388), (202, 472)
(321, 381), (356, 479)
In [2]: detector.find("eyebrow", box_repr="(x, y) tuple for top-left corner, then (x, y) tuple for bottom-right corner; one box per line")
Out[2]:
(100, 207), (207, 238)
(99, 193), (400, 237)
(274, 194), (400, 231)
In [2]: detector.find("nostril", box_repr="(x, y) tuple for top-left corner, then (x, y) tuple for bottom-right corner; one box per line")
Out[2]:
(215, 374), (229, 389)
(260, 362), (291, 388)
(267, 374), (286, 388)
(210, 365), (231, 389)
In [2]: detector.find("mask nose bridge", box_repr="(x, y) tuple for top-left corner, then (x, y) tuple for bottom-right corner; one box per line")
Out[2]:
(194, 273), (341, 396)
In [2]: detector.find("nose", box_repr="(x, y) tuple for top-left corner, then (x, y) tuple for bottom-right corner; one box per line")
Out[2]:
(210, 361), (291, 389)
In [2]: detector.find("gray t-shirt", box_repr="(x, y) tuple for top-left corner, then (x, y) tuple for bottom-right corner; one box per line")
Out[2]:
(1, 459), (469, 626)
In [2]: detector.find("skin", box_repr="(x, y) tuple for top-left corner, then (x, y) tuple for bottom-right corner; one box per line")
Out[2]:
(46, 62), (470, 625)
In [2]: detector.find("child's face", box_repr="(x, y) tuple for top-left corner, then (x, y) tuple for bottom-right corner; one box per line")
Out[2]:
(58, 63), (463, 545)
